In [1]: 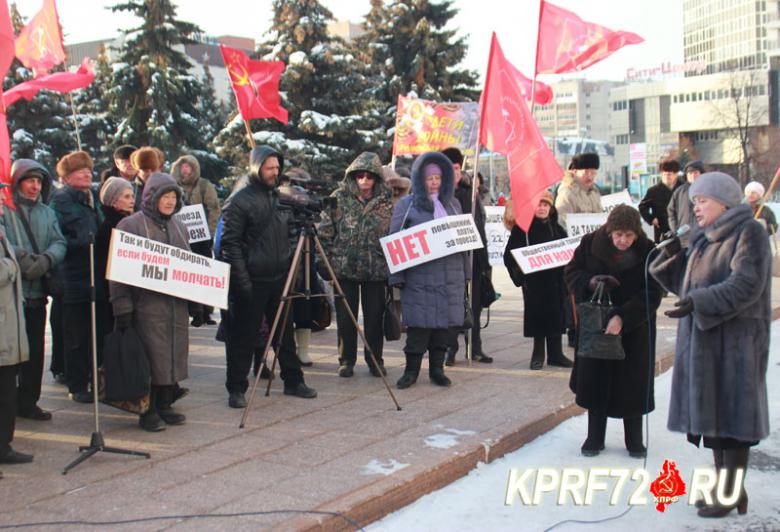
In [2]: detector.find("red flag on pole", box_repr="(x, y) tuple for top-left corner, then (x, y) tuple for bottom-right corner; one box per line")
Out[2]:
(479, 33), (563, 232)
(535, 0), (643, 75)
(0, 0), (15, 207)
(14, 0), (65, 77)
(510, 62), (553, 106)
(219, 44), (288, 124)
(2, 57), (94, 108)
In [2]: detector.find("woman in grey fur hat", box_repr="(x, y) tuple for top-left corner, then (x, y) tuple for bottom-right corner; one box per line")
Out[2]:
(650, 171), (772, 518)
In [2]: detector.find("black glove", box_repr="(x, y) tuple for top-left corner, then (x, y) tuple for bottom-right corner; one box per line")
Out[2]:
(665, 297), (693, 318)
(21, 254), (51, 280)
(662, 236), (682, 258)
(114, 313), (132, 331)
(588, 274), (621, 292)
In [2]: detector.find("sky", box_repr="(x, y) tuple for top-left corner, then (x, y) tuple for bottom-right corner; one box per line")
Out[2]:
(23, 0), (685, 83)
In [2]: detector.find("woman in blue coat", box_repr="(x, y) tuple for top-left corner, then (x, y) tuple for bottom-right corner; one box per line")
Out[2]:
(388, 152), (470, 389)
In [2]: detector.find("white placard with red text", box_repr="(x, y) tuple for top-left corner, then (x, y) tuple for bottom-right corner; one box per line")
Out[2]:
(510, 236), (582, 274)
(173, 204), (211, 243)
(106, 229), (230, 309)
(380, 214), (483, 274)
(484, 206), (510, 266)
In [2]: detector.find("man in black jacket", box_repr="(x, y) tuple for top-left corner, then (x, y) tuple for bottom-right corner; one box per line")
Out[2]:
(638, 159), (682, 243)
(220, 146), (316, 408)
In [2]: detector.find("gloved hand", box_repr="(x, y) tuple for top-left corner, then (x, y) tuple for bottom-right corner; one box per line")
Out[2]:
(662, 236), (682, 258)
(664, 297), (693, 318)
(21, 254), (51, 280)
(588, 274), (621, 292)
(114, 313), (132, 331)
(17, 252), (35, 277)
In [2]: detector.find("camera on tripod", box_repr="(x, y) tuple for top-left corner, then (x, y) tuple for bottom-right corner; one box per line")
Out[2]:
(278, 190), (337, 217)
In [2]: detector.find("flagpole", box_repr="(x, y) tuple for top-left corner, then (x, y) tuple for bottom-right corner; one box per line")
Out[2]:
(530, 0), (545, 117)
(68, 93), (82, 151)
(243, 118), (256, 149)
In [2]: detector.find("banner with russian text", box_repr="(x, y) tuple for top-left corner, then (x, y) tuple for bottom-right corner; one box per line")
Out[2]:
(106, 229), (230, 309)
(173, 204), (211, 243)
(484, 206), (510, 266)
(510, 236), (581, 274)
(380, 214), (483, 274)
(393, 95), (479, 157)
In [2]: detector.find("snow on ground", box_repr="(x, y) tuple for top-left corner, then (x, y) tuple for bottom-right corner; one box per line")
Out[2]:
(371, 322), (780, 532)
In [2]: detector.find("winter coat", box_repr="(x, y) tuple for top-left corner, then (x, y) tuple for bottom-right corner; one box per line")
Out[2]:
(0, 230), (28, 367)
(748, 201), (777, 235)
(0, 159), (66, 300)
(565, 227), (662, 418)
(454, 177), (490, 272)
(554, 171), (603, 229)
(171, 155), (221, 237)
(504, 209), (567, 338)
(110, 173), (190, 386)
(638, 179), (681, 242)
(317, 152), (394, 282)
(220, 146), (293, 289)
(649, 204), (771, 443)
(132, 177), (145, 212)
(667, 182), (696, 247)
(95, 205), (129, 304)
(388, 151), (470, 329)
(50, 184), (104, 304)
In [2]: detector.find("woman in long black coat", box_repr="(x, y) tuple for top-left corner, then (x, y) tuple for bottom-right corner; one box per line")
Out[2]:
(503, 192), (572, 369)
(565, 205), (662, 458)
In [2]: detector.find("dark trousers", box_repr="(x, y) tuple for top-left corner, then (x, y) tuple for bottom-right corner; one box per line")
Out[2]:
(18, 302), (47, 411)
(336, 279), (385, 366)
(449, 272), (485, 355)
(0, 364), (18, 453)
(49, 297), (64, 376)
(63, 301), (109, 394)
(404, 327), (450, 356)
(224, 282), (302, 393)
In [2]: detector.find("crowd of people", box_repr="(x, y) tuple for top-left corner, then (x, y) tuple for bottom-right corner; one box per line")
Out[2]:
(0, 144), (774, 520)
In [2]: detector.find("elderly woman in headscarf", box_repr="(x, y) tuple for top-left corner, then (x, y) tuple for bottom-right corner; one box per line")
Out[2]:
(651, 172), (771, 518)
(388, 152), (470, 389)
(110, 173), (191, 432)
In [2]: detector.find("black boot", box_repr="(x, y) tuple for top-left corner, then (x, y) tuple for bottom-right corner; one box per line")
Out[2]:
(546, 336), (573, 367)
(696, 449), (724, 508)
(156, 385), (186, 425)
(429, 350), (452, 387)
(698, 448), (749, 518)
(567, 328), (576, 348)
(581, 409), (606, 456)
(445, 346), (457, 367)
(530, 337), (545, 370)
(623, 416), (646, 458)
(139, 386), (165, 432)
(397, 353), (423, 389)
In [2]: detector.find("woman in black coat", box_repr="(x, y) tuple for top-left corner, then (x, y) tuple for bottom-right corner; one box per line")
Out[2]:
(565, 205), (662, 458)
(503, 192), (572, 369)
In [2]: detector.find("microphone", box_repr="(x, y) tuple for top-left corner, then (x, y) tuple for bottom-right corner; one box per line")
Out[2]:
(656, 224), (690, 249)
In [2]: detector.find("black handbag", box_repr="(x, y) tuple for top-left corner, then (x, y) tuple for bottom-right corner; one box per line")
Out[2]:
(575, 282), (626, 360)
(101, 326), (151, 402)
(462, 292), (474, 330)
(480, 271), (498, 308)
(15, 206), (64, 298)
(383, 288), (402, 341)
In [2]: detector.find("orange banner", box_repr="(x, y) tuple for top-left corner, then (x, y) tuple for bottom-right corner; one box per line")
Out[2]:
(392, 95), (479, 157)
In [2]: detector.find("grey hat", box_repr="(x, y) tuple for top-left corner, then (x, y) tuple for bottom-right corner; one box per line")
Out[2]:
(688, 171), (741, 209)
(684, 160), (705, 174)
(100, 176), (133, 208)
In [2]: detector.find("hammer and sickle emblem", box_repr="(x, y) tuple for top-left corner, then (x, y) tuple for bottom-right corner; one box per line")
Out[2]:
(227, 56), (261, 99)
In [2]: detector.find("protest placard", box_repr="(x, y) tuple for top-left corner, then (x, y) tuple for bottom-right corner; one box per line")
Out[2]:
(106, 229), (230, 309)
(484, 206), (510, 266)
(392, 95), (480, 157)
(510, 236), (582, 274)
(174, 204), (211, 243)
(380, 214), (483, 274)
(566, 212), (608, 238)
(601, 189), (633, 213)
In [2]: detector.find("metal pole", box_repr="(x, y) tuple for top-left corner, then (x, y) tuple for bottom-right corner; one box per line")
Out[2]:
(68, 94), (82, 152)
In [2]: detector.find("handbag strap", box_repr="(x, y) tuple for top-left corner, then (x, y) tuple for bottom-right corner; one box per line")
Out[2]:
(588, 281), (613, 306)
(15, 206), (41, 254)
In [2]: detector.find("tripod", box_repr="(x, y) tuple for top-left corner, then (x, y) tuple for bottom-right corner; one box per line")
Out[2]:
(63, 236), (150, 474)
(239, 217), (402, 428)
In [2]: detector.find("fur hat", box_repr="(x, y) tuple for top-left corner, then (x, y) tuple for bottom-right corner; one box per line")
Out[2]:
(569, 152), (600, 170)
(99, 176), (133, 208)
(131, 147), (164, 172)
(604, 204), (643, 235)
(659, 159), (680, 173)
(113, 144), (137, 161)
(688, 171), (741, 209)
(684, 160), (705, 174)
(441, 147), (464, 167)
(744, 181), (765, 197)
(56, 151), (93, 177)
(539, 190), (554, 206)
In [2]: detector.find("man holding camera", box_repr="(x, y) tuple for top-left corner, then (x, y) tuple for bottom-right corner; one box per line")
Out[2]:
(219, 145), (317, 408)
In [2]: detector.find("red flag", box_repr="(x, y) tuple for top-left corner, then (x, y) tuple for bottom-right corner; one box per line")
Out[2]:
(2, 57), (94, 108)
(508, 60), (553, 106)
(535, 1), (644, 75)
(479, 33), (563, 232)
(0, 0), (15, 207)
(14, 0), (65, 77)
(219, 44), (288, 124)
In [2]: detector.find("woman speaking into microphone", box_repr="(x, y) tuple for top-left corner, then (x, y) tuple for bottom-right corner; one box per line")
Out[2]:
(650, 172), (771, 518)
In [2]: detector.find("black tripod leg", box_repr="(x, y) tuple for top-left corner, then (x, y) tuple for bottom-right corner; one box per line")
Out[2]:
(101, 446), (151, 458)
(63, 448), (99, 475)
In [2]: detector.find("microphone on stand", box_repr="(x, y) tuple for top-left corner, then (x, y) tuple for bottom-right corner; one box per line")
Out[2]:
(656, 224), (690, 249)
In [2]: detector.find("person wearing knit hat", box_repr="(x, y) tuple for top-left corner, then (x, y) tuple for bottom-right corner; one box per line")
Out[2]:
(668, 160), (706, 247)
(99, 177), (133, 212)
(743, 181), (777, 234)
(650, 170), (771, 518)
(565, 203), (661, 459)
(504, 192), (571, 370)
(639, 160), (682, 242)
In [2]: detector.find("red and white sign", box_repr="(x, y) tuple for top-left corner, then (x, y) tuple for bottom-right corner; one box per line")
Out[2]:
(106, 229), (230, 309)
(510, 236), (581, 274)
(485, 206), (510, 266)
(380, 214), (483, 274)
